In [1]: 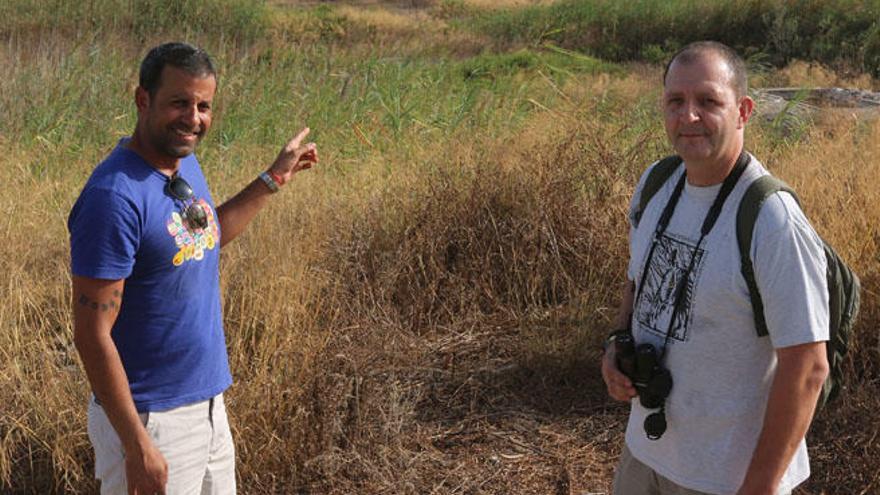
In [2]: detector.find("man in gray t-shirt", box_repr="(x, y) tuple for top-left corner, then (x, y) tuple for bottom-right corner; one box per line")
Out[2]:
(600, 42), (829, 495)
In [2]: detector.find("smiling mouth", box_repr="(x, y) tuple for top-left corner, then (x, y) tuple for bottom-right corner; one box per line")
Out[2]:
(173, 128), (200, 140)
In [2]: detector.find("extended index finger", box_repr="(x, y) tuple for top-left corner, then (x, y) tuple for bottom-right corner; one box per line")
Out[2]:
(286, 127), (311, 151)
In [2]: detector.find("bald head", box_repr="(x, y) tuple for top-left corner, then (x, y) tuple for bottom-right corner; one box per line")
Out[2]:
(663, 41), (748, 98)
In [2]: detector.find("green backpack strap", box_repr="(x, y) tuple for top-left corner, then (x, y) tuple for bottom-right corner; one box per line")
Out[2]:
(634, 155), (683, 227)
(736, 175), (799, 337)
(737, 174), (861, 411)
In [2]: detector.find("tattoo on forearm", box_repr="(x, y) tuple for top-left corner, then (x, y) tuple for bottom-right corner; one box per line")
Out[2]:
(77, 292), (121, 313)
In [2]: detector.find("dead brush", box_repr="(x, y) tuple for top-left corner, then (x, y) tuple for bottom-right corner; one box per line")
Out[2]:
(256, 89), (673, 493)
(0, 150), (94, 492)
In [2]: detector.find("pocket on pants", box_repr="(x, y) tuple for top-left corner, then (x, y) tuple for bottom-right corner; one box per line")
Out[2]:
(88, 399), (152, 470)
(139, 410), (151, 429)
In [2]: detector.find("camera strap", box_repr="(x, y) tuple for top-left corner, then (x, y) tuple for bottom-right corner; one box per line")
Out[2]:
(636, 151), (752, 358)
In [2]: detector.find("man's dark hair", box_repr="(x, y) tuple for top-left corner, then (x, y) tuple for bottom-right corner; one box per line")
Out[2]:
(663, 41), (748, 98)
(139, 42), (216, 97)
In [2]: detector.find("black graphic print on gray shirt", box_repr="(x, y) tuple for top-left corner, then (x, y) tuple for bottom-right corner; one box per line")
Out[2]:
(634, 232), (706, 343)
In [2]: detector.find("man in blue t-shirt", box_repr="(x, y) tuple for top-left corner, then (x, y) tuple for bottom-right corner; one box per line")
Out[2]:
(68, 42), (318, 494)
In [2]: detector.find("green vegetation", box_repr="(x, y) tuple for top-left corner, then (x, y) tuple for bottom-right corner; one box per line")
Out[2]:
(0, 0), (268, 40)
(473, 0), (880, 76)
(459, 46), (619, 79)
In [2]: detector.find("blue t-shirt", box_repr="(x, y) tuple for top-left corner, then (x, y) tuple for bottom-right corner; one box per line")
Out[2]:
(68, 139), (232, 412)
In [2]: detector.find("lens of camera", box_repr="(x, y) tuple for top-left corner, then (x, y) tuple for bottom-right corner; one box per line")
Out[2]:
(640, 392), (665, 409)
(644, 411), (667, 440)
(647, 368), (673, 400)
(614, 333), (637, 378)
(635, 344), (658, 383)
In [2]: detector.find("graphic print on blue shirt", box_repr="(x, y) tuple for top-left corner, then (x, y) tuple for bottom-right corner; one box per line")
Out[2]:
(634, 232), (705, 343)
(166, 198), (219, 266)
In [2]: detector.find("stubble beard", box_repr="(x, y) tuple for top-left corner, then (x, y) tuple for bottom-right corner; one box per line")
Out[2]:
(674, 134), (716, 163)
(152, 125), (204, 159)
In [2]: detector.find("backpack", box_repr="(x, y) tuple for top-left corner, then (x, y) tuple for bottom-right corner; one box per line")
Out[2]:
(634, 155), (861, 412)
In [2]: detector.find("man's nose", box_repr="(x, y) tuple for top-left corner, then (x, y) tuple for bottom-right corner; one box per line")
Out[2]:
(679, 101), (700, 122)
(181, 104), (200, 127)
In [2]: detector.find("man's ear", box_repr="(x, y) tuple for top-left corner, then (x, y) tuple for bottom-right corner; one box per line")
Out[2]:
(134, 86), (150, 113)
(738, 95), (755, 128)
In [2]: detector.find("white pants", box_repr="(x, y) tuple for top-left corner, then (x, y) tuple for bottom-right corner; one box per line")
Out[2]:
(87, 394), (237, 495)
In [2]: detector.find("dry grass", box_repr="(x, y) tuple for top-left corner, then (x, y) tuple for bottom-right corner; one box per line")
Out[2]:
(270, 0), (554, 7)
(756, 60), (879, 91)
(2, 2), (880, 494)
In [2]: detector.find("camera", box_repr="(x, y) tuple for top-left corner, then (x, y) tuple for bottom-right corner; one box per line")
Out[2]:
(613, 332), (673, 439)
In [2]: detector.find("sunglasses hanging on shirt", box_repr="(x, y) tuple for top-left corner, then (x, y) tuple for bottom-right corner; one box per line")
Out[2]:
(165, 174), (208, 231)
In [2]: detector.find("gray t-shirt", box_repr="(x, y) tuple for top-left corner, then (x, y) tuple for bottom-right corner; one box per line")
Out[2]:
(624, 155), (829, 494)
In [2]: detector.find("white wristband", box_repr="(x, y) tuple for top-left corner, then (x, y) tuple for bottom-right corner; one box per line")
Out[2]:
(259, 171), (280, 193)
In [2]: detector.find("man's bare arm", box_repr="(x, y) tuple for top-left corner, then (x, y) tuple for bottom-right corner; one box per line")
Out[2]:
(216, 127), (317, 248)
(215, 176), (276, 248)
(612, 280), (635, 331)
(72, 275), (167, 494)
(737, 341), (828, 495)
